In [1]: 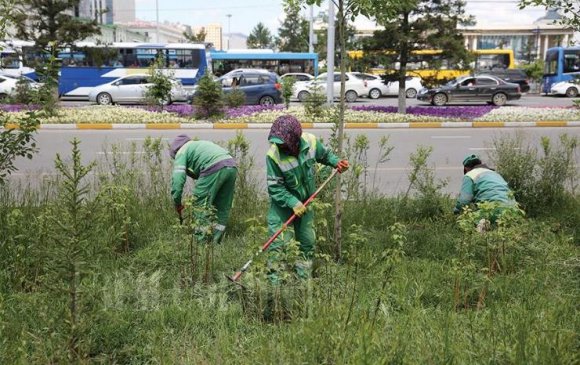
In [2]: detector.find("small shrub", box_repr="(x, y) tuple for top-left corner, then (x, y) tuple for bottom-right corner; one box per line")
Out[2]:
(224, 87), (246, 107)
(13, 77), (36, 104)
(144, 55), (174, 109)
(281, 76), (295, 109)
(193, 73), (224, 119)
(304, 81), (326, 121)
(489, 132), (578, 216)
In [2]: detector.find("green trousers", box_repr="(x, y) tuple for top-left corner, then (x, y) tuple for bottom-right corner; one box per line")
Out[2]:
(193, 167), (237, 243)
(267, 203), (315, 283)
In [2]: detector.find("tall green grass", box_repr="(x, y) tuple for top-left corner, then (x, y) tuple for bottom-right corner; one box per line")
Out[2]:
(0, 133), (577, 363)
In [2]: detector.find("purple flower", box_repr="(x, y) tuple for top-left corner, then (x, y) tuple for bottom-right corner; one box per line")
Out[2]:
(225, 105), (284, 118)
(351, 105), (497, 120)
(0, 104), (40, 112)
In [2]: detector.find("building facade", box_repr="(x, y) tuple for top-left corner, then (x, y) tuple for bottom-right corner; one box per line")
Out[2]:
(461, 10), (575, 63)
(193, 24), (223, 49)
(78, 0), (135, 24)
(121, 20), (188, 43)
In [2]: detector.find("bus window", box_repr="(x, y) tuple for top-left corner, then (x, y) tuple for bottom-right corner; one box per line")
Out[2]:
(544, 50), (559, 76)
(475, 54), (509, 71)
(563, 50), (580, 73)
(0, 53), (20, 68)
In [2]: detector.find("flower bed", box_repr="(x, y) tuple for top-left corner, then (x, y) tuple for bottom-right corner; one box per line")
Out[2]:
(1, 103), (579, 125)
(474, 106), (580, 122)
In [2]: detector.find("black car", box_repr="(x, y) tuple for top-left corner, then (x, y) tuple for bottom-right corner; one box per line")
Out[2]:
(475, 68), (530, 93)
(417, 75), (522, 106)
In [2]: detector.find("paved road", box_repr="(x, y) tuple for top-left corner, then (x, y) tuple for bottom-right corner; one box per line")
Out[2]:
(11, 127), (578, 195)
(61, 94), (577, 109)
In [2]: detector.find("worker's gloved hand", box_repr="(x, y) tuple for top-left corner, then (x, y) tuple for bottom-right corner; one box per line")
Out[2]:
(175, 204), (185, 215)
(292, 202), (307, 217)
(337, 159), (349, 173)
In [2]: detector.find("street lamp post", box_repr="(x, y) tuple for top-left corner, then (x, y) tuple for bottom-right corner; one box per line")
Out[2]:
(226, 14), (232, 50)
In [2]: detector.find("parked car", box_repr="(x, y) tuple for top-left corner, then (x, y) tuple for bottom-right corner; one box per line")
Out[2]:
(350, 72), (423, 99)
(417, 75), (521, 106)
(88, 74), (188, 105)
(475, 68), (530, 93)
(0, 74), (42, 99)
(191, 70), (282, 105)
(281, 72), (315, 82)
(549, 81), (579, 97)
(294, 72), (368, 103)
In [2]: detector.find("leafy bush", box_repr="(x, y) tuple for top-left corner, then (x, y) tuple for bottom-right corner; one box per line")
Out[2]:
(193, 73), (224, 119)
(224, 87), (246, 107)
(280, 76), (295, 109)
(144, 55), (174, 109)
(488, 132), (578, 216)
(303, 81), (326, 121)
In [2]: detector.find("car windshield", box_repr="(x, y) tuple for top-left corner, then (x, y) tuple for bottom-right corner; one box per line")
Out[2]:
(445, 79), (459, 87)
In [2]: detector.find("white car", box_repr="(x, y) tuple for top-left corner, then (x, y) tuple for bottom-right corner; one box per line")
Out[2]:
(549, 81), (579, 98)
(281, 73), (314, 82)
(350, 72), (424, 99)
(294, 72), (368, 103)
(0, 74), (42, 99)
(88, 74), (188, 105)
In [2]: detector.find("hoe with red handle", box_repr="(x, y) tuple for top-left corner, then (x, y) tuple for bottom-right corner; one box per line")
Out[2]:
(226, 169), (339, 284)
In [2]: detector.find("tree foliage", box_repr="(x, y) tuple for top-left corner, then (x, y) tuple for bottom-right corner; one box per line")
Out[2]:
(145, 55), (174, 109)
(193, 73), (224, 119)
(364, 0), (473, 113)
(12, 0), (101, 49)
(519, 0), (580, 31)
(183, 28), (207, 43)
(247, 22), (274, 49)
(277, 0), (309, 52)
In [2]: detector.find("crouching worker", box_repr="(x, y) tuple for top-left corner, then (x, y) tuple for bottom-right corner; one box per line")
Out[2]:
(454, 154), (521, 230)
(169, 135), (237, 243)
(266, 115), (349, 283)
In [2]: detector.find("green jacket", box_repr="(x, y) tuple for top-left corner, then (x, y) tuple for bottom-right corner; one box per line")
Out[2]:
(171, 140), (232, 205)
(266, 133), (339, 209)
(454, 167), (515, 213)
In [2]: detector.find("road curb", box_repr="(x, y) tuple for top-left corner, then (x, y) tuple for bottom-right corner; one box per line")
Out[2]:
(2, 121), (580, 130)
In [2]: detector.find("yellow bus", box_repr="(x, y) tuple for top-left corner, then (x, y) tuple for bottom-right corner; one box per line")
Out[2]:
(348, 49), (515, 80)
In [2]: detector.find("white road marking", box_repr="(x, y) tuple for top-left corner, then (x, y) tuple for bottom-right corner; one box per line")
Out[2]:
(469, 147), (496, 151)
(431, 135), (472, 139)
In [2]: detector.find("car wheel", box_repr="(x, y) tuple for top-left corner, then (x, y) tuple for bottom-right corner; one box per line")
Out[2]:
(298, 91), (310, 102)
(0, 93), (7, 100)
(345, 90), (358, 103)
(431, 93), (447, 106)
(369, 88), (381, 99)
(565, 87), (579, 98)
(405, 88), (417, 99)
(161, 97), (172, 106)
(492, 92), (507, 106)
(96, 92), (113, 105)
(259, 95), (275, 105)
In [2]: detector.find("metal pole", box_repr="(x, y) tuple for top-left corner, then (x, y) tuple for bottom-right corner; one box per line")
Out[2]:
(226, 14), (232, 50)
(308, 5), (314, 53)
(155, 0), (160, 42)
(326, 1), (335, 104)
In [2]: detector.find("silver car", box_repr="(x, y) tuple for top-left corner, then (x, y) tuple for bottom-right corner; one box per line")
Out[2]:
(88, 74), (188, 105)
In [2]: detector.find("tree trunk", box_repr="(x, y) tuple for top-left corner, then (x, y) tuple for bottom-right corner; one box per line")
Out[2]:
(398, 12), (410, 114)
(333, 0), (346, 261)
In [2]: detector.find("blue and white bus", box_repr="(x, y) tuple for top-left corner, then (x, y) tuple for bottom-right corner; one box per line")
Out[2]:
(542, 46), (580, 93)
(58, 42), (208, 99)
(210, 49), (318, 77)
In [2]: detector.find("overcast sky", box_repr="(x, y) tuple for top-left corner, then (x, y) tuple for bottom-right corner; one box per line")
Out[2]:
(134, 0), (549, 35)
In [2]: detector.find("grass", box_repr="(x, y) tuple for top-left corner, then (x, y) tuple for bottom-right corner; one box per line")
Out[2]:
(0, 135), (578, 364)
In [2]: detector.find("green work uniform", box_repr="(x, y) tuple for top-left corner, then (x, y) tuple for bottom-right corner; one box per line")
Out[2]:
(266, 133), (339, 280)
(171, 140), (237, 243)
(454, 167), (517, 222)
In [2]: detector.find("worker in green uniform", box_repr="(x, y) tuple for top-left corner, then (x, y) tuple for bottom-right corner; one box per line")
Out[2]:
(454, 154), (520, 228)
(169, 135), (237, 243)
(266, 115), (349, 281)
